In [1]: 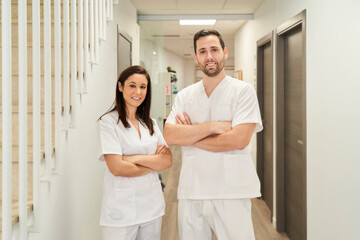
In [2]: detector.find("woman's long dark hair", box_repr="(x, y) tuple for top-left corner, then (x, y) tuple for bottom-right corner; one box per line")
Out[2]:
(99, 65), (154, 135)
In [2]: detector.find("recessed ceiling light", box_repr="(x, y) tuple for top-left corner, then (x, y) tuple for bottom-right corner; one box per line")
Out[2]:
(179, 20), (216, 25)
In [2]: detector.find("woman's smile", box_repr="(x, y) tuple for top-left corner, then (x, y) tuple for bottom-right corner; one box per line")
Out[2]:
(118, 73), (148, 111)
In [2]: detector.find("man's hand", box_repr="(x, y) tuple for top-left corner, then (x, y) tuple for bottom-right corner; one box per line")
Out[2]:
(194, 123), (256, 152)
(175, 112), (192, 125)
(121, 155), (133, 163)
(211, 122), (232, 134)
(176, 112), (232, 135)
(165, 112), (233, 146)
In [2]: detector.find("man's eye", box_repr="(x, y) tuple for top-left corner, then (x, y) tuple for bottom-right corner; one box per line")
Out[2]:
(212, 49), (217, 52)
(130, 85), (136, 88)
(200, 51), (205, 54)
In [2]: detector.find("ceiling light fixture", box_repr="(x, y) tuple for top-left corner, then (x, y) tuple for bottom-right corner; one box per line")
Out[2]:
(179, 19), (216, 25)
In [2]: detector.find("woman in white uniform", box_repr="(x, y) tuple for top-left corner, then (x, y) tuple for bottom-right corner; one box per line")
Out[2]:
(98, 65), (172, 240)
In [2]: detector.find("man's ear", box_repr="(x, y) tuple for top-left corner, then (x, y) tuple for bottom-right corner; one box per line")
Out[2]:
(194, 53), (199, 64)
(224, 47), (229, 60)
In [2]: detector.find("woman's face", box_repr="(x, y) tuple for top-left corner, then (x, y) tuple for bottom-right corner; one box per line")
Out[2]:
(118, 74), (148, 112)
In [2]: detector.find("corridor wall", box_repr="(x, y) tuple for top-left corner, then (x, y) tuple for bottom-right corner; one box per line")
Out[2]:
(34, 1), (140, 240)
(234, 0), (360, 239)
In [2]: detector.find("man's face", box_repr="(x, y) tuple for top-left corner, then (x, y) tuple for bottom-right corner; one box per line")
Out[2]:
(194, 35), (228, 77)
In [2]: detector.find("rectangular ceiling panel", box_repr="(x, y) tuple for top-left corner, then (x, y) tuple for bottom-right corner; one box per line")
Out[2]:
(131, 0), (177, 11)
(177, 0), (226, 10)
(223, 0), (264, 12)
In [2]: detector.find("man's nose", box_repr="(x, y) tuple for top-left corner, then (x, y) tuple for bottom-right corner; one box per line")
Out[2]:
(206, 51), (213, 60)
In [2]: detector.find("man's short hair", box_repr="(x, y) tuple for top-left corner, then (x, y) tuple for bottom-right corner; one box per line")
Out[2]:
(193, 29), (225, 54)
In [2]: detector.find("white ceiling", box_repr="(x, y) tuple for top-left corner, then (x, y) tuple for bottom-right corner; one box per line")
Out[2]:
(132, 0), (264, 59)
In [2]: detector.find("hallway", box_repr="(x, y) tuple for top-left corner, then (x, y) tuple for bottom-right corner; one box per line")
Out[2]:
(161, 146), (289, 240)
(2, 0), (360, 239)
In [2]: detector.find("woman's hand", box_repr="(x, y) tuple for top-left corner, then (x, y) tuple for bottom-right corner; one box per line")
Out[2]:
(120, 144), (172, 171)
(155, 144), (168, 155)
(122, 144), (169, 164)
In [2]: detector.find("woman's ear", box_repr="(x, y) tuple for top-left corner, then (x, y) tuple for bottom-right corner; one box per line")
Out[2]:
(118, 82), (123, 92)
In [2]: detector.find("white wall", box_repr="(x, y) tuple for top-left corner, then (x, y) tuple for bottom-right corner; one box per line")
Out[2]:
(184, 58), (196, 88)
(234, 0), (360, 239)
(139, 38), (188, 91)
(35, 1), (139, 240)
(162, 49), (186, 91)
(139, 35), (191, 133)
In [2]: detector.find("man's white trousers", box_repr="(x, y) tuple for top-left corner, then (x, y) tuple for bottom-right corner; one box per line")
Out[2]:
(178, 199), (255, 240)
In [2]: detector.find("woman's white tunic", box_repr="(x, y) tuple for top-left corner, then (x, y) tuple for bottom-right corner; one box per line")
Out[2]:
(98, 111), (166, 227)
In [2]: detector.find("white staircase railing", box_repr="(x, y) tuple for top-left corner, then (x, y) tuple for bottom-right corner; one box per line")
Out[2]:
(2, 1), (13, 239)
(44, 0), (52, 182)
(63, 0), (71, 131)
(78, 0), (84, 94)
(1, 1), (115, 238)
(31, 0), (42, 232)
(18, 1), (28, 239)
(83, 0), (89, 93)
(94, 0), (100, 64)
(70, 0), (78, 128)
(54, 0), (62, 176)
(90, 0), (96, 64)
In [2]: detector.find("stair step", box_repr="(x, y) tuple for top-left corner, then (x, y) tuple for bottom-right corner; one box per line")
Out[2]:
(0, 145), (39, 163)
(1, 19), (79, 25)
(0, 156), (34, 201)
(0, 22), (78, 43)
(4, 1), (79, 23)
(11, 0), (78, 5)
(0, 199), (34, 232)
(0, 45), (78, 75)
(0, 105), (56, 113)
(0, 76), (58, 107)
(0, 111), (55, 147)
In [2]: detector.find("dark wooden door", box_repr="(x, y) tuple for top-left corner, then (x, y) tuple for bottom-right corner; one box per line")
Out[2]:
(276, 11), (307, 239)
(256, 34), (273, 217)
(283, 25), (306, 240)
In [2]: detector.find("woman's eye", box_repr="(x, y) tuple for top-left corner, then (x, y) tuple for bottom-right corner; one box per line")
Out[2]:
(212, 49), (217, 52)
(141, 86), (146, 89)
(130, 85), (136, 88)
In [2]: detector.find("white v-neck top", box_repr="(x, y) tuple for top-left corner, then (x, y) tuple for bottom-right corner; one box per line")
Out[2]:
(98, 111), (166, 227)
(166, 76), (263, 199)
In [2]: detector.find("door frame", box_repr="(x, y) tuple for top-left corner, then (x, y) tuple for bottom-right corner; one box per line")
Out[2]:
(117, 25), (132, 76)
(275, 10), (307, 235)
(256, 31), (274, 218)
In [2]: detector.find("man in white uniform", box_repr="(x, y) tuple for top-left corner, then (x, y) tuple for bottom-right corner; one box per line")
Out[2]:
(164, 29), (263, 240)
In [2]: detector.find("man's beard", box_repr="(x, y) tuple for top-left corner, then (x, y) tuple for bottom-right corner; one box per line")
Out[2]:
(199, 58), (225, 77)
